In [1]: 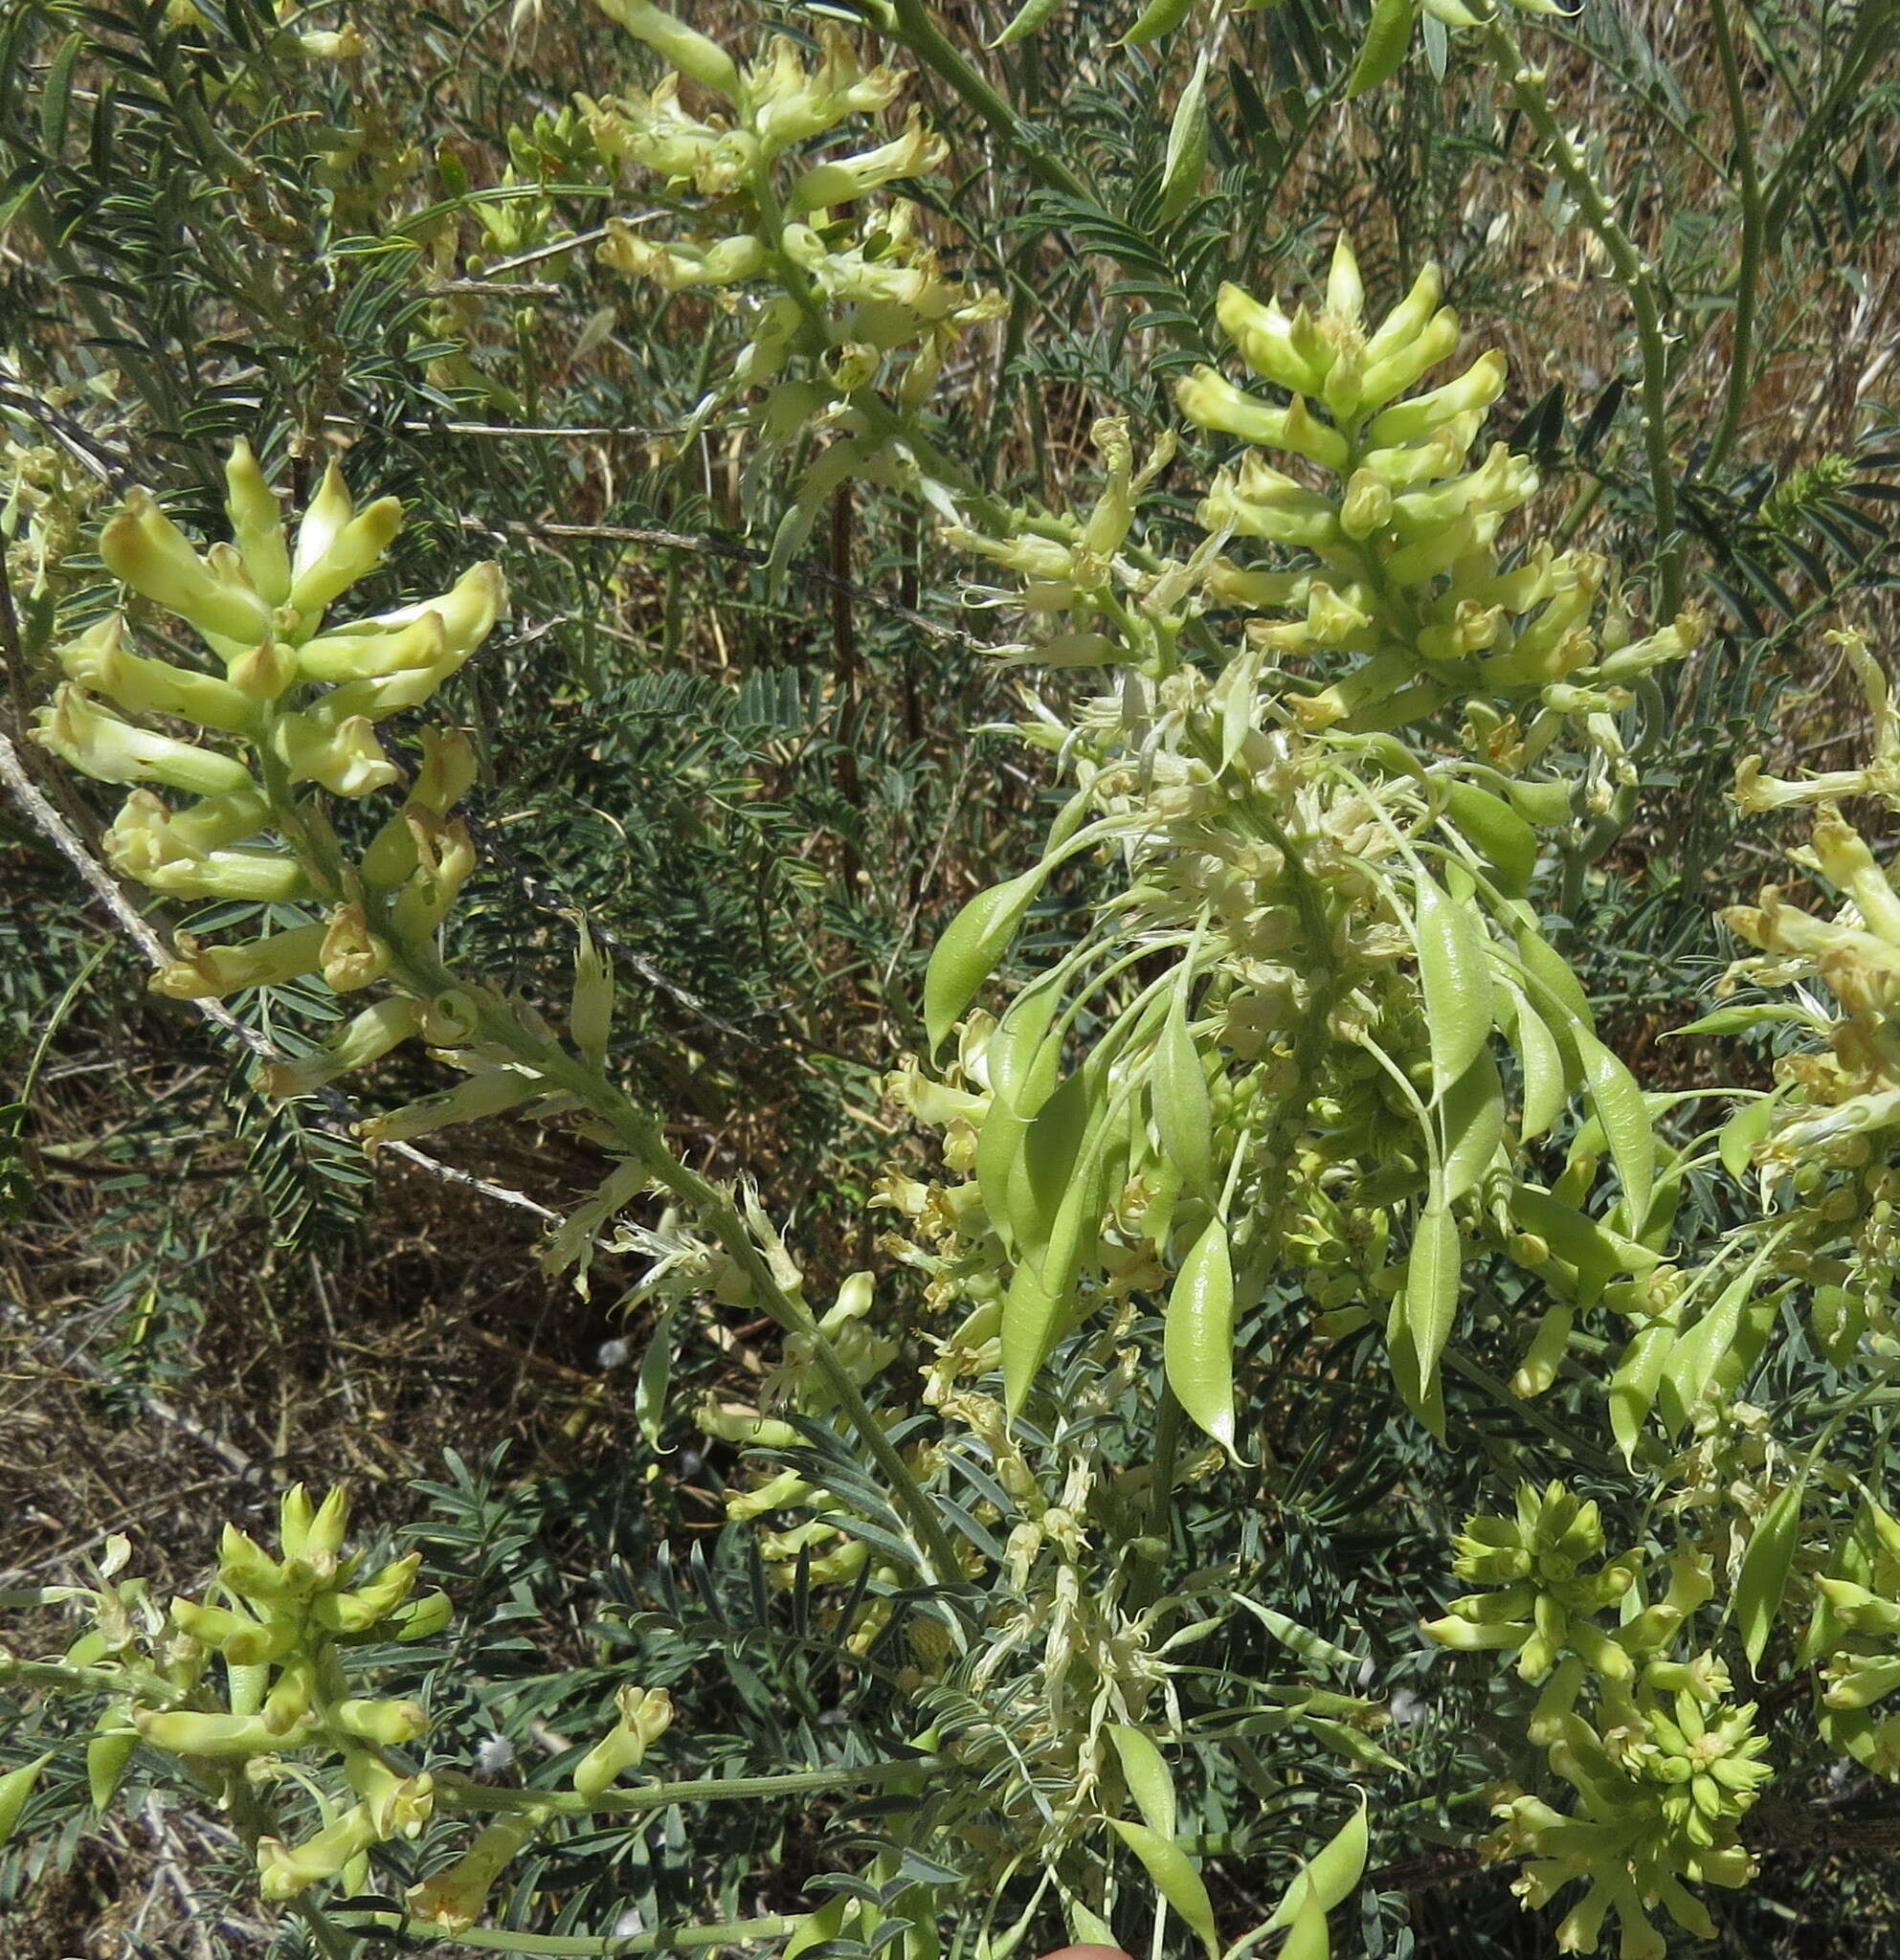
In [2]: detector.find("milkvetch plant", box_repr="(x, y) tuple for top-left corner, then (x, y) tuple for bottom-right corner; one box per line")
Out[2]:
(4, 0), (1900, 1956)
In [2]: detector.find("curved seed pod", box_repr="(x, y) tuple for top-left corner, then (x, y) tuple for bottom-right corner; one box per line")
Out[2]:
(1157, 55), (1210, 226)
(1498, 980), (1567, 1142)
(1279, 1882), (1331, 1960)
(1346, 0), (1419, 97)
(926, 867), (1048, 1054)
(1391, 1200), (1458, 1437)
(1442, 781), (1537, 898)
(1121, 0), (1196, 42)
(1163, 1215), (1237, 1452)
(1263, 1794), (1369, 1932)
(1573, 1030), (1655, 1227)
(86, 1724), (137, 1812)
(1107, 1724), (1177, 1839)
(1736, 1479), (1805, 1670)
(1413, 870), (1493, 1097)
(993, 0), (1065, 44)
(0, 1753), (53, 1848)
(1151, 985), (1215, 1199)
(1106, 1819), (1218, 1956)
(1001, 1259), (1066, 1414)
(1439, 1049), (1504, 1202)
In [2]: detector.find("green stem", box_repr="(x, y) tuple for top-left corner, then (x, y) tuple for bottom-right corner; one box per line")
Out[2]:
(883, 0), (1090, 203)
(1129, 1382), (1186, 1614)
(1480, 17), (1682, 618)
(1760, 0), (1900, 241)
(435, 1756), (943, 1818)
(1440, 1348), (1620, 1479)
(439, 1918), (791, 1957)
(386, 944), (966, 1591)
(1702, 0), (1765, 476)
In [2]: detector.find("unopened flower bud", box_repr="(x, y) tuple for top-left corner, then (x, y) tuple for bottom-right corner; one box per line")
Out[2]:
(34, 685), (255, 797)
(223, 439), (292, 606)
(1339, 469), (1393, 539)
(262, 997), (425, 1099)
(101, 490), (275, 644)
(150, 923), (327, 1000)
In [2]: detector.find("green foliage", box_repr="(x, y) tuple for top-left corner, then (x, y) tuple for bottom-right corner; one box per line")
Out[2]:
(3, 1), (1900, 1957)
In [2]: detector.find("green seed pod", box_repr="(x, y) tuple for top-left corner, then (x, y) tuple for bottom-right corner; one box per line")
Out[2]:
(1263, 1795), (1368, 1933)
(0, 1753), (52, 1849)
(1106, 1819), (1219, 1956)
(86, 1725), (137, 1813)
(1163, 1214), (1237, 1453)
(1346, 0), (1419, 98)
(1107, 1723), (1177, 1839)
(1120, 0), (1196, 42)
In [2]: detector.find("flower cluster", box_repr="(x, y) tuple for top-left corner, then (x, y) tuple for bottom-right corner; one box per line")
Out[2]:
(24, 447), (641, 1147)
(1715, 631), (1900, 1356)
(6, 1488), (449, 1902)
(1809, 1493), (1900, 1775)
(1423, 1481), (1652, 1682)
(1488, 1661), (1768, 1958)
(585, 4), (1003, 520)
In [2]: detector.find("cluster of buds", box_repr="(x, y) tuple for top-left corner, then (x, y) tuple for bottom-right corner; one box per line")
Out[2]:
(406, 1683), (676, 1933)
(583, 4), (1003, 504)
(23, 446), (642, 1147)
(3, 1488), (451, 1903)
(689, 1268), (920, 1637)
(1173, 236), (1697, 794)
(941, 417), (1184, 669)
(1715, 635), (1900, 1352)
(1423, 1482), (1674, 1682)
(1488, 1657), (1769, 1958)
(2, 413), (106, 602)
(1808, 1493), (1900, 1773)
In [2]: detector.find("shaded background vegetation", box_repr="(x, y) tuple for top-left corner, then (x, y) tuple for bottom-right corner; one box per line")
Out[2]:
(0, 0), (1896, 1951)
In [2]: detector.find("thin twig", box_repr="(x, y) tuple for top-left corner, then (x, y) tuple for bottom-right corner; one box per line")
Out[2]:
(0, 1294), (259, 1481)
(461, 514), (1006, 656)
